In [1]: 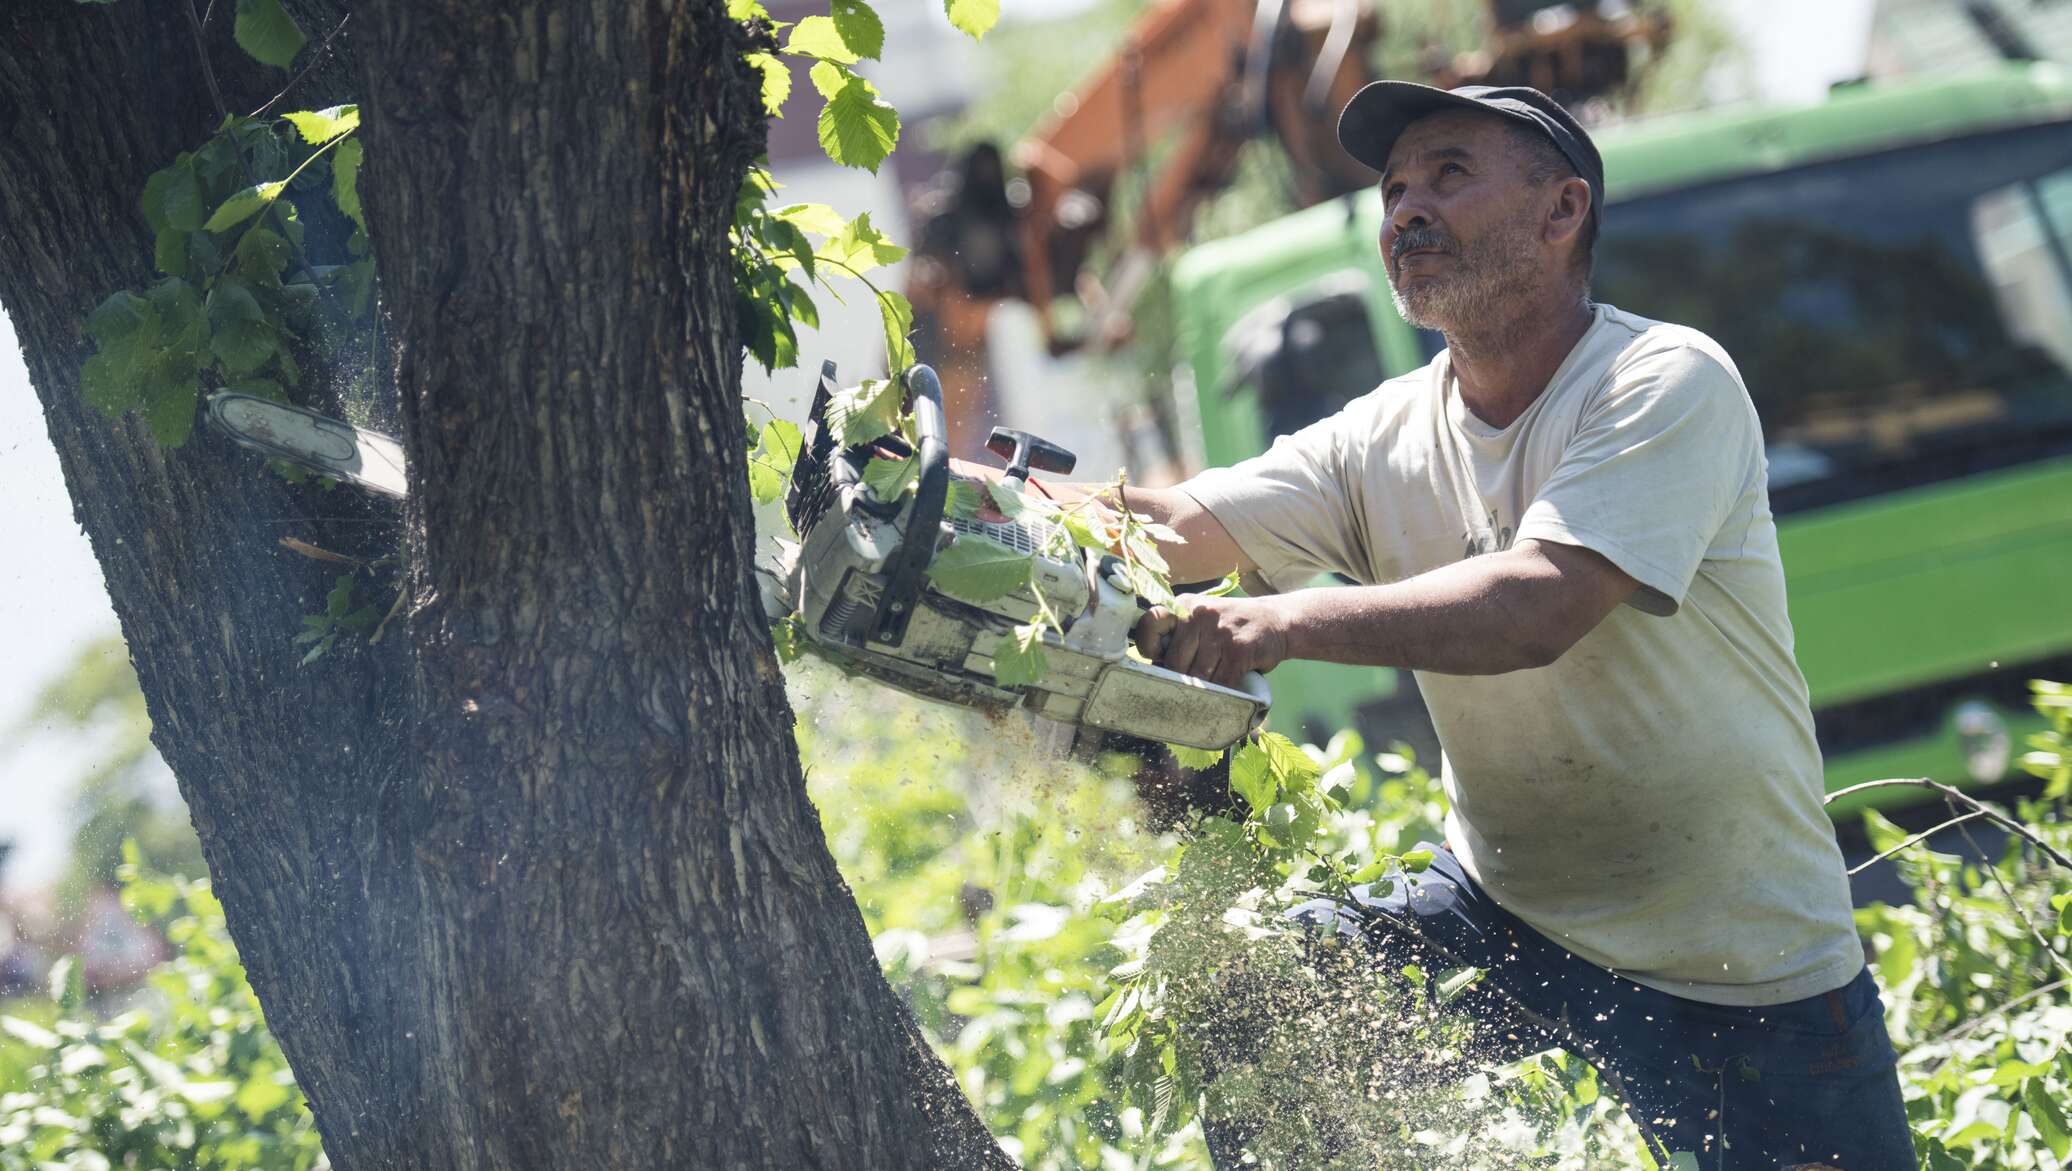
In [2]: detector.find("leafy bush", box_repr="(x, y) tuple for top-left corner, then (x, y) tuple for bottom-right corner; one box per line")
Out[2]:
(0, 848), (324, 1170)
(6, 676), (2068, 1169)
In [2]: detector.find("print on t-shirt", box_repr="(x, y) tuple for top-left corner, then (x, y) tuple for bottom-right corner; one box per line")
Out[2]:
(1462, 507), (1514, 559)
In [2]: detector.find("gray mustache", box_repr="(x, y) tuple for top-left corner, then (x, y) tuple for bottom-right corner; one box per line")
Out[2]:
(1391, 227), (1454, 261)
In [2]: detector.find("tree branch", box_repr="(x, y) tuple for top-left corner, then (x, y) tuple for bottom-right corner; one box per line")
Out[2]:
(1824, 778), (2072, 873)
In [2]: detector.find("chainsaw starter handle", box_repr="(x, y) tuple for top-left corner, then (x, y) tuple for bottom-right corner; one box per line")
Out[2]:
(872, 365), (948, 645)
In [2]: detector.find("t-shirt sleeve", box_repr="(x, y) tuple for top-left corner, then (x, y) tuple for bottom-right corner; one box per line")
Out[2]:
(1177, 408), (1369, 594)
(1515, 342), (1760, 616)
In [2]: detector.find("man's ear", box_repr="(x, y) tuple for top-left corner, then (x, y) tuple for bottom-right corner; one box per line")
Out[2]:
(1544, 176), (1592, 248)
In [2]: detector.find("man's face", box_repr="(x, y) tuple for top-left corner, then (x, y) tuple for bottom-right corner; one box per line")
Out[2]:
(1376, 110), (1550, 333)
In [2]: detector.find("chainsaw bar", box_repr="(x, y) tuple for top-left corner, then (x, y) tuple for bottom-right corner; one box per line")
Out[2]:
(206, 393), (409, 499)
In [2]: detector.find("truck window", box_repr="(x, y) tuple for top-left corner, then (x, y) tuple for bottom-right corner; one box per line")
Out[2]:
(1221, 273), (1385, 439)
(1593, 119), (2072, 514)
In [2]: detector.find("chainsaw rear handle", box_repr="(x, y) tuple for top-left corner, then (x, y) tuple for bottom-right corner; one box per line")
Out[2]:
(872, 365), (948, 645)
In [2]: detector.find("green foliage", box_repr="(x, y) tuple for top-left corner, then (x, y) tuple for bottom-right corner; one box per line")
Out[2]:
(925, 534), (1037, 603)
(943, 0), (1000, 41)
(823, 374), (904, 447)
(0, 850), (326, 1170)
(292, 571), (383, 664)
(233, 0), (306, 70)
(81, 103), (370, 450)
(1854, 782), (2072, 1168)
(746, 416), (803, 505)
(2022, 679), (2071, 799)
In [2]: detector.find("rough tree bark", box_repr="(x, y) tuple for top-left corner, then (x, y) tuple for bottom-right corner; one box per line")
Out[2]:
(0, 2), (1011, 1167)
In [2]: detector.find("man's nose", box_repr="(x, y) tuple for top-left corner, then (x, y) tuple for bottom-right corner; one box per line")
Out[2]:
(1381, 201), (1429, 258)
(1388, 191), (1433, 237)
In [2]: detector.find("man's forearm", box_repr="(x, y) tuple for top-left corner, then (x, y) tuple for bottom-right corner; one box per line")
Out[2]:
(1273, 543), (1622, 675)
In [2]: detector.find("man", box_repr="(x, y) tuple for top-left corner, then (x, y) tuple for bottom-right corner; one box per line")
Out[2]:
(1056, 83), (1913, 1167)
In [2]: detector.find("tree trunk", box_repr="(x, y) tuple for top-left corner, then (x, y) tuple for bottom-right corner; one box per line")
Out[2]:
(0, 2), (1010, 1167)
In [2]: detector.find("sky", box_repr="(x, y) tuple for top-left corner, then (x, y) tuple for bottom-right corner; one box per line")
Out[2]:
(0, 0), (1881, 892)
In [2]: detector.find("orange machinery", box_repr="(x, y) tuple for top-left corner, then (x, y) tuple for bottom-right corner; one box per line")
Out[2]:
(906, 0), (1668, 454)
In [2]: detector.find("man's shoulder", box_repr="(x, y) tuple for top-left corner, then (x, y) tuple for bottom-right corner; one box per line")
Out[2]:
(1593, 303), (1745, 387)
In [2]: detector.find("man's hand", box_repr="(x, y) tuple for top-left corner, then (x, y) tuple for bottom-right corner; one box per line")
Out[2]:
(1133, 594), (1290, 689)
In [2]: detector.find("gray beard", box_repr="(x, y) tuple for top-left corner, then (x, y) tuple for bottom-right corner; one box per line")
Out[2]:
(1386, 214), (1543, 341)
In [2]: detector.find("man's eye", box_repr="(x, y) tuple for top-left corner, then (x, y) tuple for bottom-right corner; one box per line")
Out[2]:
(1441, 162), (1465, 175)
(1384, 184), (1404, 201)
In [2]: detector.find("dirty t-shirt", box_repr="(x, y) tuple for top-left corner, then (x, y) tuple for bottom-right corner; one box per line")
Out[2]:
(1182, 302), (1860, 1006)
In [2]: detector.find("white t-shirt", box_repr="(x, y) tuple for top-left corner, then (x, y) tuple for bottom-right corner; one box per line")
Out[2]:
(1183, 302), (1861, 1006)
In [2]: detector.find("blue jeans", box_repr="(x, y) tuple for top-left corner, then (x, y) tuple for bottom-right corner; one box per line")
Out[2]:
(1231, 844), (1918, 1170)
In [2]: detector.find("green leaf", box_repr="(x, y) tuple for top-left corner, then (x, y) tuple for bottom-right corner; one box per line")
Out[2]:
(944, 0), (999, 39)
(1258, 731), (1321, 792)
(331, 136), (365, 229)
(142, 376), (198, 447)
(773, 201), (849, 237)
(878, 288), (916, 374)
(746, 52), (791, 116)
(1436, 966), (1483, 1003)
(824, 376), (902, 447)
(2029, 1078), (2072, 1159)
(786, 15), (859, 63)
(206, 279), (278, 375)
(79, 291), (162, 416)
(141, 161), (200, 233)
(232, 226), (293, 285)
(1228, 740), (1277, 811)
(154, 228), (192, 277)
(1860, 808), (1909, 856)
(984, 480), (1027, 518)
(829, 0), (885, 60)
(770, 615), (805, 663)
(282, 104), (359, 145)
(817, 75), (900, 173)
(1347, 860), (1392, 884)
(2054, 891), (2072, 936)
(861, 453), (918, 501)
(925, 535), (1034, 603)
(234, 0), (305, 68)
(235, 1073), (294, 1122)
(1118, 559), (1176, 610)
(991, 622), (1048, 686)
(1167, 743), (1223, 770)
(815, 211), (907, 277)
(747, 418), (802, 504)
(809, 59), (849, 101)
(204, 180), (287, 233)
(1400, 848), (1435, 873)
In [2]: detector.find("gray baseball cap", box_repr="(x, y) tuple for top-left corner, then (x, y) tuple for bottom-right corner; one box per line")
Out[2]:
(1337, 82), (1604, 225)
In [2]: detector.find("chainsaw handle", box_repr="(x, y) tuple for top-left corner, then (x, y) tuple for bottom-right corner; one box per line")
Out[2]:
(872, 365), (948, 645)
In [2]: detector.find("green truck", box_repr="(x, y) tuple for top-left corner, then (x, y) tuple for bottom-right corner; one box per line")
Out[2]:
(1170, 64), (2072, 812)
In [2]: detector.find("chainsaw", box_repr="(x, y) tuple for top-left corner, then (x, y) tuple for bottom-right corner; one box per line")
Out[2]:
(204, 362), (1271, 752)
(765, 362), (1269, 752)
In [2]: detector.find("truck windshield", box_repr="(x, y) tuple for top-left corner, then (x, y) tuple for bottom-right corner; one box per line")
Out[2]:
(1594, 119), (2072, 514)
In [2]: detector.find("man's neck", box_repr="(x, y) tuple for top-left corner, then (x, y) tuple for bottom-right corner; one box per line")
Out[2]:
(1444, 292), (1595, 429)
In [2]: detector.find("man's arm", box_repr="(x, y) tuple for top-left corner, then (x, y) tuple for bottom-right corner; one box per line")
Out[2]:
(1134, 538), (1638, 687)
(949, 459), (1253, 585)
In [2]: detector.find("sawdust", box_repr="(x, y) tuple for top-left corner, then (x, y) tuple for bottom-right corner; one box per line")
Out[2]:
(786, 659), (1654, 1168)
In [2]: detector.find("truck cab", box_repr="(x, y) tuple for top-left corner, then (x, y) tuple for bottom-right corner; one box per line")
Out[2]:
(1172, 65), (2072, 809)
